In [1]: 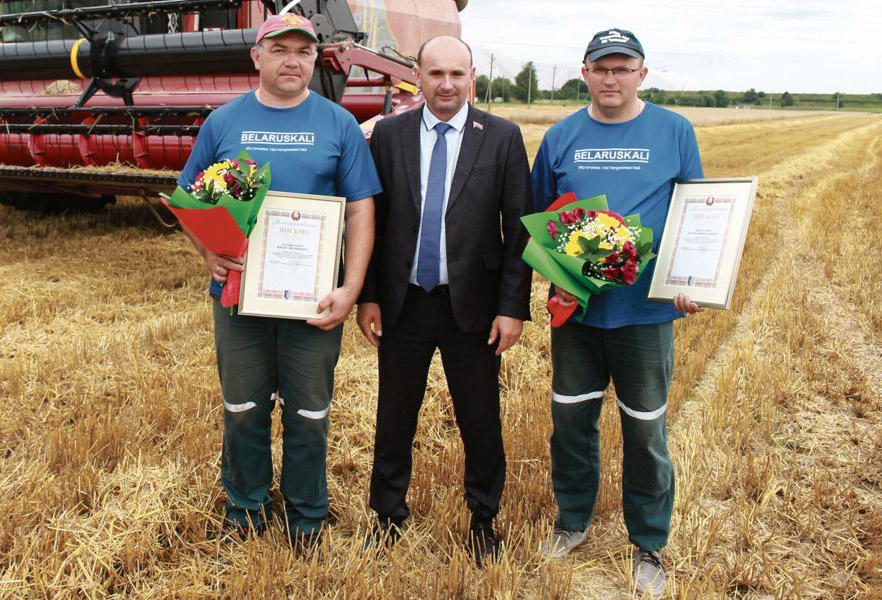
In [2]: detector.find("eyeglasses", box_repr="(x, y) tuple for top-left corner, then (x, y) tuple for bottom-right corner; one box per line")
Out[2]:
(264, 46), (317, 61)
(585, 67), (641, 79)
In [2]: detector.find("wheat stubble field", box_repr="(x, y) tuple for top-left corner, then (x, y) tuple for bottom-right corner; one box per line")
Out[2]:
(1, 108), (880, 599)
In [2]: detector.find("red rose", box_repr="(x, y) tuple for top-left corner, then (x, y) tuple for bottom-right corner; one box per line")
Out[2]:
(605, 251), (620, 263)
(560, 210), (578, 225)
(587, 210), (597, 219)
(602, 267), (621, 281)
(622, 241), (637, 257)
(573, 207), (587, 219)
(547, 220), (560, 239)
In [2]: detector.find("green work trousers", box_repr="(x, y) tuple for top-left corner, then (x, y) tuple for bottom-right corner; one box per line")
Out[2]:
(549, 321), (675, 552)
(213, 299), (343, 536)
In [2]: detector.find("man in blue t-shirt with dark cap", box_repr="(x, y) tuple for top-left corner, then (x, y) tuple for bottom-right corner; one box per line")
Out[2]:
(178, 13), (381, 550)
(531, 28), (703, 595)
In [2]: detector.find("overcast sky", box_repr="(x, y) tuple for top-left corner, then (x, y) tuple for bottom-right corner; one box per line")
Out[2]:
(459, 0), (882, 94)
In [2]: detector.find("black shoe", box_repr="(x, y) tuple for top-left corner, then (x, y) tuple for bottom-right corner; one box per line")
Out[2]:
(363, 516), (404, 552)
(289, 530), (323, 557)
(213, 520), (266, 543)
(468, 520), (501, 567)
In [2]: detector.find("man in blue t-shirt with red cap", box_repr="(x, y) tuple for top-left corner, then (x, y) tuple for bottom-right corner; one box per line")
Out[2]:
(531, 28), (703, 595)
(178, 13), (381, 550)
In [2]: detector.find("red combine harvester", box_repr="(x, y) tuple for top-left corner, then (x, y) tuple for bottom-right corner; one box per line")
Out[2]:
(0, 0), (467, 210)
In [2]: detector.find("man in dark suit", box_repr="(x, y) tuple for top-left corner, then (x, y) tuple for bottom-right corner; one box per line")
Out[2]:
(356, 35), (533, 565)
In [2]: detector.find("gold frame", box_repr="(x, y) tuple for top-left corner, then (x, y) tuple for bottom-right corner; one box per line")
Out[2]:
(648, 177), (758, 309)
(238, 191), (345, 320)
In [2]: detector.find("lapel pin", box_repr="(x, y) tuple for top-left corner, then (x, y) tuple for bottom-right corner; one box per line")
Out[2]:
(472, 120), (484, 131)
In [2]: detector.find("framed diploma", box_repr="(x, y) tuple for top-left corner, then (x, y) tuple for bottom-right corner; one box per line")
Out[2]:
(238, 191), (345, 320)
(648, 177), (758, 309)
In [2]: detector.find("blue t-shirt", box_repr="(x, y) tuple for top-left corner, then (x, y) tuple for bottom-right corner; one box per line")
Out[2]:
(178, 91), (383, 296)
(531, 102), (703, 329)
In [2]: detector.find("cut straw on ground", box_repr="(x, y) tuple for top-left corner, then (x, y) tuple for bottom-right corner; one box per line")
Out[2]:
(1, 110), (880, 599)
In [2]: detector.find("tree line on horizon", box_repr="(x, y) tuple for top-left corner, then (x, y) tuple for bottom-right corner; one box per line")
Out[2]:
(476, 63), (882, 111)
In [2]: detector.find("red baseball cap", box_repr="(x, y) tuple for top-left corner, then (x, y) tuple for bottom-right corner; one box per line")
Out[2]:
(256, 14), (319, 44)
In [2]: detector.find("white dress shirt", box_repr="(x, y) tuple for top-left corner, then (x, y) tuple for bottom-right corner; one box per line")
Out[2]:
(409, 102), (469, 286)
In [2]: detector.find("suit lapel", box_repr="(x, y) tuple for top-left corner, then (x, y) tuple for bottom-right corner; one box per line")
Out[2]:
(400, 109), (423, 211)
(447, 105), (486, 213)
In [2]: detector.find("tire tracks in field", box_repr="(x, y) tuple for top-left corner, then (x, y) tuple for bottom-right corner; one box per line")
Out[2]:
(678, 117), (882, 424)
(696, 114), (872, 177)
(565, 115), (882, 599)
(786, 133), (882, 397)
(663, 118), (882, 598)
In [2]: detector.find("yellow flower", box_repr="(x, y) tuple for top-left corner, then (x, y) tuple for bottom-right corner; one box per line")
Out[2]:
(565, 231), (588, 256)
(613, 226), (633, 245)
(203, 160), (234, 192)
(596, 213), (621, 230)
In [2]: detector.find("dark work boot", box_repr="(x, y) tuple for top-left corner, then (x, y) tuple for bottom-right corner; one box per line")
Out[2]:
(363, 515), (404, 552)
(468, 517), (501, 567)
(288, 528), (324, 558)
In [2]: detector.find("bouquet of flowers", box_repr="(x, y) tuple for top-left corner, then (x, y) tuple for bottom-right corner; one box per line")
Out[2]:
(521, 192), (654, 326)
(188, 156), (265, 204)
(160, 150), (271, 308)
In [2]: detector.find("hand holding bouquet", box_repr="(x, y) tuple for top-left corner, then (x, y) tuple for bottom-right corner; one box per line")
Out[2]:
(521, 193), (655, 326)
(161, 151), (271, 308)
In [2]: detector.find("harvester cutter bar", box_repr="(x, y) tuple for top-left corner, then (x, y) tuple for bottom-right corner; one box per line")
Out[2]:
(0, 165), (177, 195)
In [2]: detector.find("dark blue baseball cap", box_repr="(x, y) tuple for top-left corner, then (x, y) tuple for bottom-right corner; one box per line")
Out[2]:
(584, 28), (645, 62)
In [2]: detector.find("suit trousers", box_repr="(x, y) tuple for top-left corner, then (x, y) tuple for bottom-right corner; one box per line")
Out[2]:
(369, 285), (506, 523)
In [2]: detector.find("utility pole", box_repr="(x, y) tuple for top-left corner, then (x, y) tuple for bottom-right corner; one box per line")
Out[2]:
(836, 92), (840, 110)
(485, 53), (494, 109)
(550, 65), (557, 102)
(527, 65), (532, 106)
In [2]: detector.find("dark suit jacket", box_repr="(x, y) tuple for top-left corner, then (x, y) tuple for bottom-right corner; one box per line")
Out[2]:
(359, 104), (533, 333)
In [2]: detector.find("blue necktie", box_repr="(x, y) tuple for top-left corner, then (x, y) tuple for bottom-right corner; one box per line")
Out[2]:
(417, 122), (452, 292)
